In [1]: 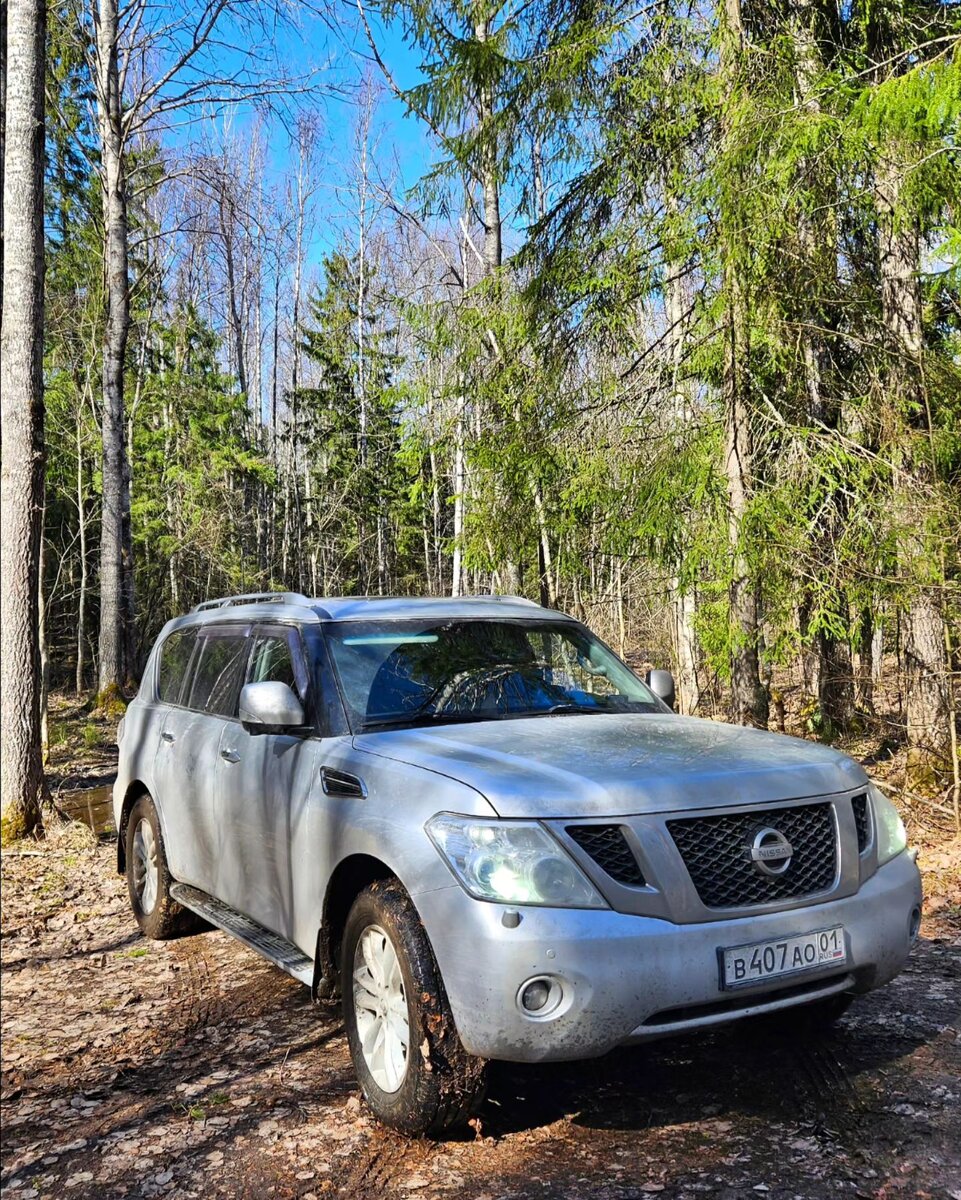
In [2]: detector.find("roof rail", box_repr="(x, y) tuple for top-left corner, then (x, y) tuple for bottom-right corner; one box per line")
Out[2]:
(462, 594), (542, 606)
(192, 591), (314, 613)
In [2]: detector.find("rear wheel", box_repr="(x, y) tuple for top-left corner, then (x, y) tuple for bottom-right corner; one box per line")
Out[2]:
(125, 794), (201, 940)
(342, 880), (487, 1135)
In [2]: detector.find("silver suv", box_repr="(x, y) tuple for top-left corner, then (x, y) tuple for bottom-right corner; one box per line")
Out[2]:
(114, 592), (922, 1134)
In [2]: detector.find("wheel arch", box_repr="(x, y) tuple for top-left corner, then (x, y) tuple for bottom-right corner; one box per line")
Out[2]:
(116, 781), (151, 874)
(313, 853), (397, 1001)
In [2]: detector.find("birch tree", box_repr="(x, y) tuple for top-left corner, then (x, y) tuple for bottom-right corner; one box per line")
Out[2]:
(1, 0), (47, 841)
(77, 0), (316, 690)
(717, 0), (768, 726)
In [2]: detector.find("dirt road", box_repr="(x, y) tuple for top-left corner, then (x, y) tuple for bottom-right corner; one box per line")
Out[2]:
(2, 830), (959, 1200)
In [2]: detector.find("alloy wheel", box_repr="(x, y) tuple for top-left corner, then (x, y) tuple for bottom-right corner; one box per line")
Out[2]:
(132, 817), (159, 914)
(352, 924), (410, 1093)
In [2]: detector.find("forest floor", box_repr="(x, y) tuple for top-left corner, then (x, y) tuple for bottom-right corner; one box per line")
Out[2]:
(1, 694), (959, 1200)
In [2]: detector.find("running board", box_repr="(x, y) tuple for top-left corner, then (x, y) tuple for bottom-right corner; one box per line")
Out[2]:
(170, 883), (314, 987)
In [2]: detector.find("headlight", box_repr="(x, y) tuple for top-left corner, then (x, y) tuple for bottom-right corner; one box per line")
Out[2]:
(870, 783), (907, 865)
(426, 814), (607, 909)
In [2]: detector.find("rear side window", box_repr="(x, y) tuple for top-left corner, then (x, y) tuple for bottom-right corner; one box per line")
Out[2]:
(157, 628), (198, 704)
(187, 631), (250, 716)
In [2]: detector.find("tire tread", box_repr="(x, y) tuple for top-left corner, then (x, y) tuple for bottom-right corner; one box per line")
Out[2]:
(125, 794), (203, 940)
(343, 879), (486, 1136)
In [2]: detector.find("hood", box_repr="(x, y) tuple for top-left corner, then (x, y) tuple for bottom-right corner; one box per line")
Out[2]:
(352, 714), (868, 818)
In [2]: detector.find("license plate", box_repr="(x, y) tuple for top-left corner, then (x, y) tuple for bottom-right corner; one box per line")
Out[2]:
(720, 925), (847, 989)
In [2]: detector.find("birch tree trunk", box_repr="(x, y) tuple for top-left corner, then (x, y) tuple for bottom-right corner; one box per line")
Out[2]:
(663, 190), (700, 714)
(0, 0), (47, 841)
(449, 207), (473, 599)
(288, 131), (309, 585)
(93, 0), (131, 692)
(451, 391), (466, 598)
(475, 19), (502, 282)
(530, 138), (555, 610)
(473, 11), (520, 593)
(426, 384), (443, 592)
(356, 94), (371, 591)
(38, 512), (49, 758)
(223, 197), (248, 396)
(790, 0), (854, 733)
(76, 416), (89, 694)
(719, 0), (767, 727)
(723, 286), (766, 727)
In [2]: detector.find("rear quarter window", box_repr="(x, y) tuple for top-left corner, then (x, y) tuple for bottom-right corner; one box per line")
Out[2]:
(156, 628), (198, 703)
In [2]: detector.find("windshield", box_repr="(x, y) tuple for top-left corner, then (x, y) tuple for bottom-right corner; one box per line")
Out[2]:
(325, 618), (662, 732)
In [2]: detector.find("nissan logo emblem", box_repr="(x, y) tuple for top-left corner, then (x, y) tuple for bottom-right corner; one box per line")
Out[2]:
(748, 826), (794, 876)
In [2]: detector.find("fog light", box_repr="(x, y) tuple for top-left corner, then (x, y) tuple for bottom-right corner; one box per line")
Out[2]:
(516, 975), (564, 1019)
(521, 980), (551, 1012)
(909, 906), (921, 942)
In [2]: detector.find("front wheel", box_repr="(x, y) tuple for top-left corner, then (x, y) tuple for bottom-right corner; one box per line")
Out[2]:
(342, 880), (487, 1135)
(795, 991), (856, 1026)
(760, 991), (855, 1033)
(124, 794), (201, 940)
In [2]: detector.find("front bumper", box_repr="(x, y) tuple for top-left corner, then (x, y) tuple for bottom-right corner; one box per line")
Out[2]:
(414, 849), (922, 1063)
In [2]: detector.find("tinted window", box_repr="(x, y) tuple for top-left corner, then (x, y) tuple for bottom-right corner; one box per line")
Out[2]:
(187, 632), (250, 716)
(157, 628), (198, 704)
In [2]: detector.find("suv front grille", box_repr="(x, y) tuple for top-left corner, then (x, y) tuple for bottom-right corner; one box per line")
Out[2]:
(852, 793), (870, 853)
(667, 802), (836, 909)
(566, 824), (646, 886)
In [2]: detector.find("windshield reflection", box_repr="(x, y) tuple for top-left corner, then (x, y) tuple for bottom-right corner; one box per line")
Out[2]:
(324, 619), (660, 732)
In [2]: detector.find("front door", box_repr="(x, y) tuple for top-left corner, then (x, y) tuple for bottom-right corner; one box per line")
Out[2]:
(215, 623), (317, 940)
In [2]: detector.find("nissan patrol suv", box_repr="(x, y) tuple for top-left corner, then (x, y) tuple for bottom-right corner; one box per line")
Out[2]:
(114, 592), (922, 1134)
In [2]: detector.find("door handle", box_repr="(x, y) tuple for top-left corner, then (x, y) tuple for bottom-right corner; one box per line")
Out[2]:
(220, 747), (240, 764)
(160, 730), (175, 743)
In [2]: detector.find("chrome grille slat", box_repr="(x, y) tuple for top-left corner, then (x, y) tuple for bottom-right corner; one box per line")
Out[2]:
(667, 802), (836, 909)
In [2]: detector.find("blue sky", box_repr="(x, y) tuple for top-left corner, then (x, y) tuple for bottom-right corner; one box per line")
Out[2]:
(155, 4), (440, 278)
(254, 8), (438, 265)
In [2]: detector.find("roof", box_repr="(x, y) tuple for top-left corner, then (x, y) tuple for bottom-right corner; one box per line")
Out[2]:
(184, 592), (570, 625)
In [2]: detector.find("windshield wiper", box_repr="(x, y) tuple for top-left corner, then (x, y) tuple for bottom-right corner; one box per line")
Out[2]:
(358, 711), (496, 732)
(358, 702), (611, 732)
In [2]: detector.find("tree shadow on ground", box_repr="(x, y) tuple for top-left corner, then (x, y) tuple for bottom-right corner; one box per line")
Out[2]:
(2, 927), (144, 973)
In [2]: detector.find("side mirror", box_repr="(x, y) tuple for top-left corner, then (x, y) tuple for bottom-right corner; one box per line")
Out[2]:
(239, 681), (306, 734)
(645, 669), (676, 711)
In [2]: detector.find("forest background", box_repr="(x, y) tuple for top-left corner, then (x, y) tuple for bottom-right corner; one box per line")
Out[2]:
(1, 0), (959, 841)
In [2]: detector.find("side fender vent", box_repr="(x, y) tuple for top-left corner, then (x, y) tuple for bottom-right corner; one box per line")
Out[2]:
(321, 767), (366, 798)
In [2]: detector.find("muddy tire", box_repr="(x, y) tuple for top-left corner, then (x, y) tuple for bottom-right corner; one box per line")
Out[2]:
(125, 794), (200, 940)
(342, 880), (487, 1136)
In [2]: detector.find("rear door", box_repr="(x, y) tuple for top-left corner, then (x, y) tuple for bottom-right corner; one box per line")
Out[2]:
(154, 624), (251, 891)
(151, 627), (200, 883)
(215, 623), (317, 937)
